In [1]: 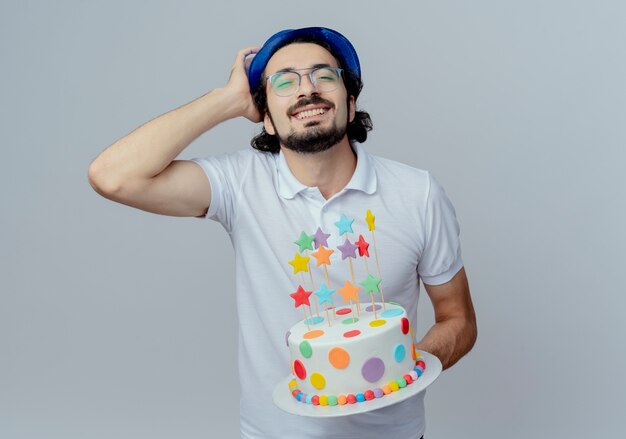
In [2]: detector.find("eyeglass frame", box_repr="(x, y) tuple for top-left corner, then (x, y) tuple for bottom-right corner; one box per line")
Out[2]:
(264, 65), (345, 97)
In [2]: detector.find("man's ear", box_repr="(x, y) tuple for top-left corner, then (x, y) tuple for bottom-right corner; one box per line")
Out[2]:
(264, 112), (276, 135)
(349, 96), (356, 123)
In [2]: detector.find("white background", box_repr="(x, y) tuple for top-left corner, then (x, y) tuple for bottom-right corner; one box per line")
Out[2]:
(2, 1), (625, 437)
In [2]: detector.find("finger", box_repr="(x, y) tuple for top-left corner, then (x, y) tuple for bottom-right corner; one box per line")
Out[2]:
(234, 46), (261, 67)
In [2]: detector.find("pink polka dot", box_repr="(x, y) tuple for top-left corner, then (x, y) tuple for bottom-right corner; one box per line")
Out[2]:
(343, 330), (361, 338)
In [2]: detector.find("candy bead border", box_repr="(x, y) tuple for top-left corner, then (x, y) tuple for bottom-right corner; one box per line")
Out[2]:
(288, 359), (427, 406)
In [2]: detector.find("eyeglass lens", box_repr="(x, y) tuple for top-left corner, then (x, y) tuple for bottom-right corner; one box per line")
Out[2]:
(269, 67), (342, 96)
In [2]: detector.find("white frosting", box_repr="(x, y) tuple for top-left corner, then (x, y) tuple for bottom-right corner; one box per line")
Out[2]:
(287, 303), (415, 396)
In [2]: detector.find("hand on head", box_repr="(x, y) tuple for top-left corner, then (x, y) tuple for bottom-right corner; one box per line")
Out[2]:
(225, 46), (263, 123)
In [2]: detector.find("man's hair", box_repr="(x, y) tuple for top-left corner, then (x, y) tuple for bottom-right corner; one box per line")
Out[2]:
(250, 36), (373, 154)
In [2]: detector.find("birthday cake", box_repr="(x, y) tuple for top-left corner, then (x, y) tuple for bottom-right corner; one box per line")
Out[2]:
(282, 211), (427, 407)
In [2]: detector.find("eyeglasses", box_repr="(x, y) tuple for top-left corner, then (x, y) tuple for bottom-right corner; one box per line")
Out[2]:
(266, 66), (344, 97)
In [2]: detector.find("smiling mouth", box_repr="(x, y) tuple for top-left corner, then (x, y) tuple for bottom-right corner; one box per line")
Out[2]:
(292, 107), (330, 121)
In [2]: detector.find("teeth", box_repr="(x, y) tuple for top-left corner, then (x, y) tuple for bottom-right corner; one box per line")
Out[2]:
(296, 108), (326, 119)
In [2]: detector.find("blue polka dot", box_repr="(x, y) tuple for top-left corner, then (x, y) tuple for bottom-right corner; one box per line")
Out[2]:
(305, 316), (325, 325)
(356, 393), (365, 402)
(306, 394), (313, 404)
(394, 344), (406, 362)
(381, 308), (403, 318)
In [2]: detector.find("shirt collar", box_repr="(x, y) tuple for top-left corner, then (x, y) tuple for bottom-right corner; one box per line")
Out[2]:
(276, 143), (377, 199)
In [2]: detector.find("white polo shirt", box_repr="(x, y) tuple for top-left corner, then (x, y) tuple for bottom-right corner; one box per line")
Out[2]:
(191, 144), (463, 439)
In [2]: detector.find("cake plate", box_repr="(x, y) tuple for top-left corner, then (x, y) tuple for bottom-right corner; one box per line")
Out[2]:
(272, 350), (442, 417)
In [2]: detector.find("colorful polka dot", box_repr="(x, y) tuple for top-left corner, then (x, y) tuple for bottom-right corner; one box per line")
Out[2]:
(310, 372), (326, 390)
(397, 377), (407, 388)
(299, 341), (313, 358)
(328, 347), (350, 369)
(369, 319), (386, 327)
(294, 359), (306, 380)
(365, 304), (382, 312)
(342, 317), (359, 324)
(394, 344), (406, 362)
(319, 395), (328, 406)
(362, 357), (385, 382)
(389, 381), (399, 391)
(305, 316), (325, 325)
(311, 395), (320, 405)
(303, 329), (324, 339)
(381, 308), (403, 318)
(337, 395), (347, 405)
(373, 388), (384, 398)
(328, 395), (338, 406)
(343, 330), (361, 338)
(336, 308), (352, 315)
(347, 394), (357, 404)
(364, 390), (375, 400)
(288, 379), (297, 390)
(401, 317), (409, 334)
(356, 393), (365, 402)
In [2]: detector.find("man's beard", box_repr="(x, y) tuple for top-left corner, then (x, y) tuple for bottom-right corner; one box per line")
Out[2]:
(268, 97), (349, 155)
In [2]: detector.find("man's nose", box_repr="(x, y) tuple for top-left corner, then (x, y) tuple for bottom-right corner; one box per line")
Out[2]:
(297, 73), (318, 97)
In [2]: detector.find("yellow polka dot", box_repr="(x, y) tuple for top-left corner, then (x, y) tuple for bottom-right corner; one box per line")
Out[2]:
(310, 372), (326, 390)
(389, 381), (399, 392)
(319, 395), (328, 406)
(288, 379), (297, 390)
(369, 319), (387, 327)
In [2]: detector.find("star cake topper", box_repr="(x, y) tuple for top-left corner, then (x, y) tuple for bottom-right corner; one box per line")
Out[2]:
(311, 245), (334, 266)
(288, 253), (310, 274)
(334, 214), (354, 236)
(290, 285), (312, 308)
(313, 227), (330, 249)
(337, 238), (358, 260)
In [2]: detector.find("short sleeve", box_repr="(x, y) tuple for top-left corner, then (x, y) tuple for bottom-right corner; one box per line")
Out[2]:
(190, 150), (253, 233)
(418, 173), (464, 285)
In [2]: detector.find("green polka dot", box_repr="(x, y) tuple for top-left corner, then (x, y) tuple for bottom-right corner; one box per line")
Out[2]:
(342, 317), (359, 325)
(328, 395), (338, 406)
(299, 341), (313, 358)
(397, 377), (407, 388)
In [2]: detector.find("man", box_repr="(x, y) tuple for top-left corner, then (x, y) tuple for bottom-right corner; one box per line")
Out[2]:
(89, 27), (476, 439)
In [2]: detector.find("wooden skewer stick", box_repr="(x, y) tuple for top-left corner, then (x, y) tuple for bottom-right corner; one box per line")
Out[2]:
(348, 257), (360, 317)
(307, 260), (320, 318)
(361, 252), (378, 319)
(323, 265), (337, 320)
(303, 306), (310, 331)
(371, 230), (386, 310)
